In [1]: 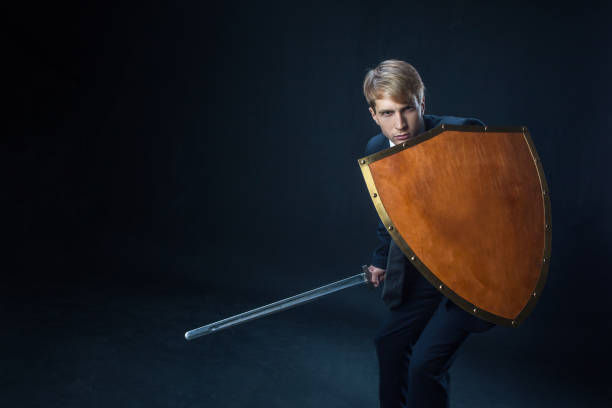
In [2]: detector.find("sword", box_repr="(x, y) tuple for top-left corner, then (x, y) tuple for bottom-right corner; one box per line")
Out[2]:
(185, 265), (372, 340)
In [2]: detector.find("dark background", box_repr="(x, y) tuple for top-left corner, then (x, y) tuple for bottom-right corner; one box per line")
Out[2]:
(7, 0), (612, 406)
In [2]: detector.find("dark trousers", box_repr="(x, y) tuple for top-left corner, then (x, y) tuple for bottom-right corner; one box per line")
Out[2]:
(375, 243), (493, 408)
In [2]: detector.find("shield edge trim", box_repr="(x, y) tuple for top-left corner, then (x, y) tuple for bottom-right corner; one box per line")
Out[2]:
(358, 125), (551, 328)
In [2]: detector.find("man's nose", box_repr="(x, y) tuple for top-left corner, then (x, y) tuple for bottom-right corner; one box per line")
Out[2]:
(395, 113), (407, 129)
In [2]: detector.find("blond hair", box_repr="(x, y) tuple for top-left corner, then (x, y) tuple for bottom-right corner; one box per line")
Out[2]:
(363, 60), (425, 111)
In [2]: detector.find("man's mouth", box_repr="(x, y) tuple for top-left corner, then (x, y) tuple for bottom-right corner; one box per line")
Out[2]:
(394, 133), (411, 141)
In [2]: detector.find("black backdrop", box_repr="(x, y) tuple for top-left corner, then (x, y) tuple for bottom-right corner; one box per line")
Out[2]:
(9, 1), (612, 406)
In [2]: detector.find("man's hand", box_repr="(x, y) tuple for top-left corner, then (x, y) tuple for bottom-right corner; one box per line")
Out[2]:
(368, 265), (386, 288)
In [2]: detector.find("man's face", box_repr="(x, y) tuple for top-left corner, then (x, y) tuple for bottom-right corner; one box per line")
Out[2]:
(369, 95), (425, 145)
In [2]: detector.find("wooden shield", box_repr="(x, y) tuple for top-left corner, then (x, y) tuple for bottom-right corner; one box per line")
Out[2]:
(359, 125), (551, 327)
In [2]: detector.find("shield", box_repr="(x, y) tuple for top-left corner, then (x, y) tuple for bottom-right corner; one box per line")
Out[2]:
(359, 125), (551, 327)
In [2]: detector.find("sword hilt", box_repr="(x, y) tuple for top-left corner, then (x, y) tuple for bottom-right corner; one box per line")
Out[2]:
(362, 264), (374, 288)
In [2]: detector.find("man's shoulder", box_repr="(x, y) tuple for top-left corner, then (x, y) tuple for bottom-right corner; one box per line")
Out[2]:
(365, 133), (388, 155)
(424, 114), (485, 130)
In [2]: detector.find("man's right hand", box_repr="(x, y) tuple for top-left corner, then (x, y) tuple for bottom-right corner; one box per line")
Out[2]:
(368, 265), (386, 288)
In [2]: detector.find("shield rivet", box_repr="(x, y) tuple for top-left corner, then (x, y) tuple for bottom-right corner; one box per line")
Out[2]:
(543, 257), (547, 263)
(533, 292), (537, 297)
(545, 224), (550, 230)
(512, 320), (517, 326)
(387, 225), (393, 231)
(441, 124), (446, 129)
(360, 160), (366, 164)
(473, 308), (477, 313)
(372, 193), (377, 197)
(402, 142), (407, 147)
(439, 284), (443, 290)
(484, 126), (488, 131)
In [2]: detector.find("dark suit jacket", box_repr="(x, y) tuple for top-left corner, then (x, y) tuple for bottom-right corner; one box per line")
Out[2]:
(364, 114), (485, 308)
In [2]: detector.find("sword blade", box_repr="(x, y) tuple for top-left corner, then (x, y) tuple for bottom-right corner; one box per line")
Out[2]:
(185, 266), (369, 340)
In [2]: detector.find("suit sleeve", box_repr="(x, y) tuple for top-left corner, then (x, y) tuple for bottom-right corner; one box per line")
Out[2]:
(365, 138), (391, 269)
(464, 118), (486, 126)
(371, 219), (391, 269)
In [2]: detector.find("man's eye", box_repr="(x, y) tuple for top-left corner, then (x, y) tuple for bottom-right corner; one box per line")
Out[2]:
(382, 111), (393, 116)
(403, 106), (415, 112)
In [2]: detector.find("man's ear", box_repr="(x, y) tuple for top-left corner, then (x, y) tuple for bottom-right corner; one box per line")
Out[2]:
(369, 106), (380, 126)
(420, 95), (426, 115)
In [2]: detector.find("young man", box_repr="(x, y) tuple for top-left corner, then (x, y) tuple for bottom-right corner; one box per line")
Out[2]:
(363, 60), (494, 408)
